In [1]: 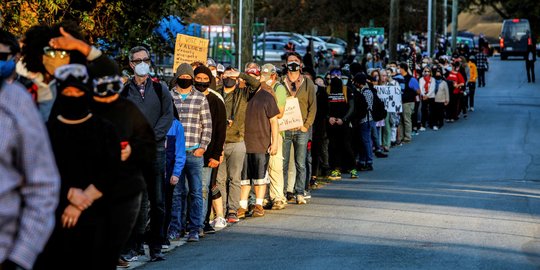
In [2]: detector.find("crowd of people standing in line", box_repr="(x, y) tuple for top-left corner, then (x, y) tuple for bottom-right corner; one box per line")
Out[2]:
(0, 21), (488, 270)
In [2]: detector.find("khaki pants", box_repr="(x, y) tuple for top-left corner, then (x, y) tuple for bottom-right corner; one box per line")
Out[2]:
(268, 134), (286, 203)
(399, 102), (414, 142)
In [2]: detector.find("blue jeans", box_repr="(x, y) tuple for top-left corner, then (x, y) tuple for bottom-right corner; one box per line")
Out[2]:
(201, 167), (212, 224)
(170, 153), (203, 233)
(283, 130), (309, 195)
(359, 121), (374, 166)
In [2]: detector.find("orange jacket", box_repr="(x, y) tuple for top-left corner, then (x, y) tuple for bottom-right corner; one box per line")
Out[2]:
(468, 61), (477, 82)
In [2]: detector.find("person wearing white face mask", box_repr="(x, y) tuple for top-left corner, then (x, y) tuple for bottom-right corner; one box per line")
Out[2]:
(260, 64), (288, 210)
(122, 46), (173, 262)
(279, 52), (317, 205)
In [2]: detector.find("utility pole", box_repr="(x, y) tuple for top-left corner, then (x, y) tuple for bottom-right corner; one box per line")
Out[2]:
(237, 0), (243, 68)
(451, 0), (458, 52)
(238, 0), (253, 70)
(389, 0), (399, 61)
(443, 0), (447, 37)
(427, 0), (433, 57)
(431, 0), (437, 56)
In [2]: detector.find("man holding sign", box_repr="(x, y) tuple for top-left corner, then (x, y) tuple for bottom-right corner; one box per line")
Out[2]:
(280, 52), (317, 205)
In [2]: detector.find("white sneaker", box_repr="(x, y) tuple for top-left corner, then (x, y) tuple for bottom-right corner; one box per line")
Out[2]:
(419, 127), (426, 131)
(433, 126), (439, 131)
(470, 107), (475, 112)
(212, 217), (227, 230)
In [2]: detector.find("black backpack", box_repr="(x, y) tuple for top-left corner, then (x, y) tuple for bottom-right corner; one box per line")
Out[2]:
(352, 89), (368, 125)
(370, 88), (387, 122)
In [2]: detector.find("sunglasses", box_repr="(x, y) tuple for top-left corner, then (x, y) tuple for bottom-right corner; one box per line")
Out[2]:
(93, 75), (124, 96)
(131, 58), (151, 65)
(43, 47), (70, 59)
(0, 52), (13, 61)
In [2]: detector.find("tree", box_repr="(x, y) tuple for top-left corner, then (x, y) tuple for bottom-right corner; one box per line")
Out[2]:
(0, 0), (208, 62)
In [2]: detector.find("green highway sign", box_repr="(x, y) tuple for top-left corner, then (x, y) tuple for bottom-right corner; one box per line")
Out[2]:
(360, 27), (384, 36)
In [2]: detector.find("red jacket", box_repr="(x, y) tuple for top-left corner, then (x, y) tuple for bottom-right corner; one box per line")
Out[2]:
(446, 71), (465, 94)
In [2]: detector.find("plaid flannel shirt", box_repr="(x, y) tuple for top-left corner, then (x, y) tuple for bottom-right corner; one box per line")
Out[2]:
(0, 82), (59, 269)
(476, 52), (488, 70)
(171, 86), (212, 151)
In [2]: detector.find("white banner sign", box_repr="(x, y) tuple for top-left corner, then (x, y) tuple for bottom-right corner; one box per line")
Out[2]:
(375, 85), (402, 113)
(278, 98), (304, 131)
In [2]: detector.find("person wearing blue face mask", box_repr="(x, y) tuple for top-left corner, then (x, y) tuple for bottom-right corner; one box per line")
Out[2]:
(280, 52), (317, 205)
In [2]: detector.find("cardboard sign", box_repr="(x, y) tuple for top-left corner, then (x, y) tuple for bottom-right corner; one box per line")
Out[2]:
(173, 34), (209, 72)
(375, 85), (403, 113)
(278, 98), (304, 131)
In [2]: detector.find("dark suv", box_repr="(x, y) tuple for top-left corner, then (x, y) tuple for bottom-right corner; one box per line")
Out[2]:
(499, 19), (532, 60)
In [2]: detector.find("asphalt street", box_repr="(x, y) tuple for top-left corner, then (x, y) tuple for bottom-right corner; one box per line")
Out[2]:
(139, 57), (540, 270)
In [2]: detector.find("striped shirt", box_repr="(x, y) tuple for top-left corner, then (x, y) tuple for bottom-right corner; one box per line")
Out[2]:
(0, 81), (60, 269)
(171, 86), (212, 151)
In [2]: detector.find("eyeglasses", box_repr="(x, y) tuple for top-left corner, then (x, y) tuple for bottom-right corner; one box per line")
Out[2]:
(43, 47), (69, 59)
(93, 75), (124, 96)
(131, 58), (151, 65)
(0, 52), (13, 61)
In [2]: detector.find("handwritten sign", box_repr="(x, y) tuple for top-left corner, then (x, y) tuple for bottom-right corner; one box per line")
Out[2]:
(173, 34), (209, 72)
(375, 85), (402, 113)
(278, 98), (303, 131)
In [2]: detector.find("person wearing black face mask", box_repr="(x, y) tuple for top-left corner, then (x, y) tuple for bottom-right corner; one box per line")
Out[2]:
(279, 52), (317, 204)
(169, 63), (212, 243)
(35, 64), (122, 270)
(87, 57), (156, 268)
(214, 67), (260, 222)
(193, 65), (227, 234)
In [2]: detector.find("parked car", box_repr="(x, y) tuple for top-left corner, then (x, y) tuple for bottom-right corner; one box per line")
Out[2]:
(320, 36), (348, 48)
(252, 40), (307, 62)
(320, 36), (347, 55)
(257, 32), (310, 46)
(499, 18), (532, 60)
(303, 35), (328, 52)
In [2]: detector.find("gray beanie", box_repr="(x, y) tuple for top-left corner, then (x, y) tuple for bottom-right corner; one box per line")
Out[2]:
(175, 63), (194, 78)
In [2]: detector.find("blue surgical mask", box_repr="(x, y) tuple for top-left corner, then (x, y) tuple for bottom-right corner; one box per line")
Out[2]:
(0, 59), (16, 78)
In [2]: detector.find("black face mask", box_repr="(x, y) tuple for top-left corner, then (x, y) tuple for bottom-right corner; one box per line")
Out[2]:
(434, 75), (442, 80)
(194, 81), (210, 92)
(176, 78), (193, 89)
(56, 93), (91, 120)
(287, 62), (301, 72)
(223, 78), (237, 88)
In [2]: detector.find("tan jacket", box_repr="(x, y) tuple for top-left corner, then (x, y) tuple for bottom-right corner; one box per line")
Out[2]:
(434, 80), (450, 104)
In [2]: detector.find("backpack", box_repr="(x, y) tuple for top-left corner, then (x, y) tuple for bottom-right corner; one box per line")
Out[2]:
(351, 89), (368, 125)
(370, 88), (387, 122)
(122, 80), (163, 114)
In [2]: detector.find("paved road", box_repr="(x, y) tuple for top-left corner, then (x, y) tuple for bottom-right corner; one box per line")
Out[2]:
(140, 58), (540, 270)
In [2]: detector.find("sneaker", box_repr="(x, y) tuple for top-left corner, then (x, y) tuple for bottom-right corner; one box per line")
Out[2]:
(187, 230), (199, 242)
(121, 249), (139, 262)
(375, 151), (388, 158)
(226, 212), (239, 223)
(350, 169), (358, 178)
(237, 208), (247, 219)
(203, 223), (216, 234)
(161, 239), (170, 250)
(470, 107), (475, 112)
(419, 127), (426, 131)
(310, 178), (319, 189)
(296, 195), (307, 205)
(328, 170), (341, 180)
(168, 231), (180, 241)
(263, 199), (273, 210)
(304, 190), (312, 199)
(149, 249), (166, 262)
(252, 204), (265, 217)
(433, 126), (439, 131)
(117, 258), (130, 268)
(271, 200), (286, 210)
(286, 192), (296, 203)
(212, 217), (227, 230)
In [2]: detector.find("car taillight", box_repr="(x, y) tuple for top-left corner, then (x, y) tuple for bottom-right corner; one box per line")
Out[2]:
(500, 38), (504, 48)
(512, 19), (520, 23)
(528, 37), (532, 46)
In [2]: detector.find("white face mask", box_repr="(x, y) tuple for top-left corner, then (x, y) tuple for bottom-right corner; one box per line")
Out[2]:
(211, 70), (218, 77)
(134, 62), (150, 76)
(266, 79), (273, 86)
